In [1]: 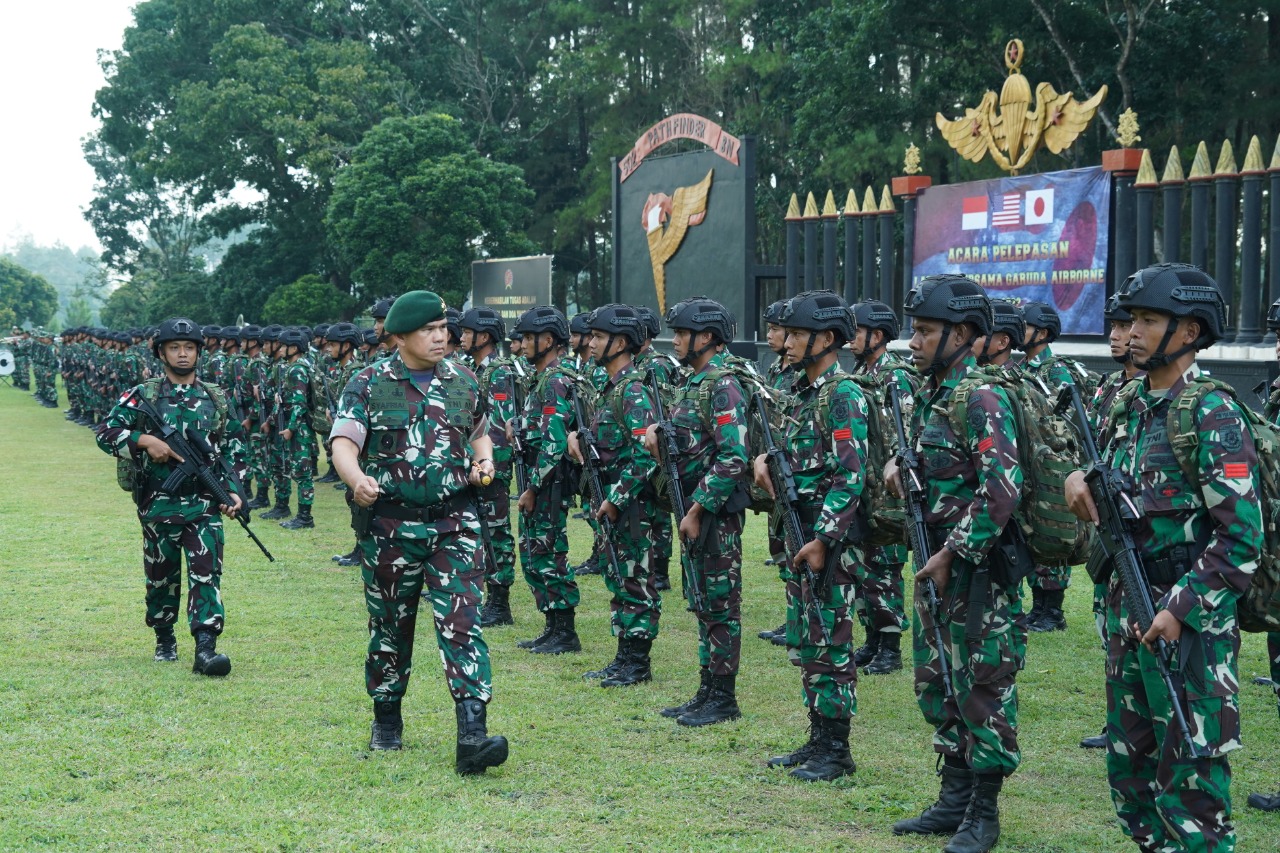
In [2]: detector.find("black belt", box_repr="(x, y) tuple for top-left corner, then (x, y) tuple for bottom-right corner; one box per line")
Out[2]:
(371, 491), (475, 524)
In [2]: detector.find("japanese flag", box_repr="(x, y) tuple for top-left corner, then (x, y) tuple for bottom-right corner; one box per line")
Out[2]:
(961, 196), (988, 230)
(1024, 188), (1054, 225)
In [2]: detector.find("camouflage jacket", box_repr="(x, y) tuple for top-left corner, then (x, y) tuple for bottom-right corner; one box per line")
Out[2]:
(589, 362), (658, 510)
(634, 347), (683, 391)
(569, 355), (609, 393)
(783, 361), (869, 546)
(1102, 364), (1262, 636)
(96, 377), (246, 523)
(856, 350), (917, 563)
(910, 354), (1022, 565)
(281, 357), (313, 432)
(246, 355), (273, 423)
(522, 357), (578, 493)
(766, 357), (797, 394)
(330, 352), (489, 539)
(667, 350), (751, 515)
(1087, 368), (1139, 436)
(474, 353), (517, 474)
(1022, 345), (1089, 391)
(1265, 375), (1280, 427)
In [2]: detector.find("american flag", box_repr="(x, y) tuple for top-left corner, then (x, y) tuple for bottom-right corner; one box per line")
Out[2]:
(990, 192), (1021, 227)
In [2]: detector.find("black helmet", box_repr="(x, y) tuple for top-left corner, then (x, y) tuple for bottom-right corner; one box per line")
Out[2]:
(1267, 298), (1280, 333)
(260, 324), (285, 343)
(851, 300), (901, 340)
(988, 299), (1026, 343)
(569, 311), (592, 336)
(296, 325), (313, 339)
(370, 297), (396, 319)
(313, 323), (330, 337)
(587, 303), (646, 356)
(635, 306), (661, 341)
(363, 328), (380, 346)
(444, 308), (462, 344)
(513, 306), (570, 343)
(903, 275), (992, 336)
(1116, 263), (1227, 360)
(202, 324), (222, 338)
(239, 324), (263, 343)
(1104, 293), (1132, 324)
(1021, 301), (1062, 346)
(664, 296), (734, 343)
(460, 308), (506, 348)
(779, 290), (855, 364)
(220, 325), (241, 342)
(763, 299), (789, 326)
(152, 317), (204, 358)
(277, 327), (310, 350)
(324, 322), (362, 344)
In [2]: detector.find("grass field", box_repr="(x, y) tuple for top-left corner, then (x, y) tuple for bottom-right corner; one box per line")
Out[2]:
(2, 381), (1278, 852)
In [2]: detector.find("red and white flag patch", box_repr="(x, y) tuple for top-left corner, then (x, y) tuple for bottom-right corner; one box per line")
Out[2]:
(1224, 462), (1250, 479)
(833, 427), (852, 442)
(978, 436), (994, 453)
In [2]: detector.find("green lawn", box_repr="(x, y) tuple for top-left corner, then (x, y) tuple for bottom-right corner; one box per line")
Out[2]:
(2, 382), (1277, 852)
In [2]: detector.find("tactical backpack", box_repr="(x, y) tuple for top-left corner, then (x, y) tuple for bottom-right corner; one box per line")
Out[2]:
(948, 366), (1092, 566)
(1111, 376), (1280, 633)
(1037, 354), (1101, 400)
(115, 378), (230, 493)
(306, 359), (336, 434)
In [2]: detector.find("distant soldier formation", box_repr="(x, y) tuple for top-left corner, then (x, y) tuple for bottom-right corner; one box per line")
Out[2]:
(10, 263), (1280, 853)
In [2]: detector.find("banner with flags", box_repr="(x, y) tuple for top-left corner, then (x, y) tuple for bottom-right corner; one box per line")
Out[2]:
(912, 166), (1110, 335)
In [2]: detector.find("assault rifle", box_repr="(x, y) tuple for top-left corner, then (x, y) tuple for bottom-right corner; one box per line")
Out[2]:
(649, 370), (705, 613)
(750, 392), (831, 645)
(569, 387), (624, 580)
(121, 388), (275, 562)
(508, 359), (533, 558)
(1056, 383), (1201, 757)
(889, 391), (954, 699)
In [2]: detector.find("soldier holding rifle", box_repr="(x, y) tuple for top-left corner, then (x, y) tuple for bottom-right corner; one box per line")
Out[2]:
(1065, 265), (1261, 853)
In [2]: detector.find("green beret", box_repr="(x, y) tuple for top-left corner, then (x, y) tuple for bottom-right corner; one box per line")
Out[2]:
(384, 290), (447, 335)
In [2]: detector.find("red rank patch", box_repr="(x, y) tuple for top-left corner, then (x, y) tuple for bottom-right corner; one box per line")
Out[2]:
(542, 405), (557, 415)
(978, 437), (994, 453)
(716, 414), (733, 426)
(833, 427), (852, 442)
(493, 393), (508, 401)
(632, 427), (647, 437)
(1224, 463), (1249, 479)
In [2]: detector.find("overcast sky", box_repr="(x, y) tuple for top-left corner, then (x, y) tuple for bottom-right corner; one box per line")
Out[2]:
(0, 1), (138, 254)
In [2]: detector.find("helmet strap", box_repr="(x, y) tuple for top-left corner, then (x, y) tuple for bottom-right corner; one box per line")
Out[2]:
(597, 334), (628, 367)
(684, 332), (720, 366)
(1137, 316), (1196, 370)
(925, 323), (971, 376)
(531, 333), (560, 367)
(797, 331), (838, 367)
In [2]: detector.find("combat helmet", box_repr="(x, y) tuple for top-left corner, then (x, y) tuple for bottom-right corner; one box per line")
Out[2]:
(460, 307), (506, 354)
(635, 306), (661, 342)
(370, 297), (396, 320)
(849, 300), (901, 363)
(664, 296), (735, 364)
(586, 304), (645, 364)
(903, 274), (992, 375)
(979, 299), (1025, 365)
(780, 290), (856, 365)
(152, 317), (204, 358)
(1116, 263), (1226, 367)
(513, 306), (569, 362)
(1267, 298), (1280, 333)
(1020, 301), (1062, 349)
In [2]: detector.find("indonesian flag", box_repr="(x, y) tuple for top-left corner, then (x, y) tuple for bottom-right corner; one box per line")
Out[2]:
(1025, 188), (1054, 225)
(961, 196), (987, 230)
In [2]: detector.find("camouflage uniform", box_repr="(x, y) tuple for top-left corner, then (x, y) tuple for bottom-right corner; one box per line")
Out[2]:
(474, 353), (519, 588)
(1100, 364), (1262, 852)
(518, 356), (580, 614)
(330, 351), (494, 707)
(246, 353), (273, 496)
(95, 377), (244, 635)
(280, 357), (316, 514)
(910, 352), (1024, 778)
(634, 346), (683, 582)
(11, 332), (31, 389)
(667, 350), (751, 676)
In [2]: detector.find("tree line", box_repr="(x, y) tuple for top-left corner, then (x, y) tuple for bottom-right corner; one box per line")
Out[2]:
(83, 0), (1279, 327)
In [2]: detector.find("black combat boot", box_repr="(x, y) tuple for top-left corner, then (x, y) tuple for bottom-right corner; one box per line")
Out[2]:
(757, 623), (784, 641)
(943, 773), (1002, 853)
(191, 631), (231, 676)
(154, 625), (178, 662)
(531, 608), (581, 655)
(853, 626), (880, 667)
(280, 506), (314, 529)
(1024, 587), (1046, 632)
(369, 700), (403, 750)
(653, 557), (671, 591)
(480, 584), (514, 628)
(1248, 789), (1280, 811)
(1034, 590), (1067, 632)
(315, 467), (340, 484)
(517, 612), (554, 650)
(573, 556), (601, 576)
(767, 709), (821, 768)
(455, 698), (509, 775)
(677, 674), (741, 727)
(789, 715), (856, 781)
(261, 498), (291, 520)
(864, 631), (903, 674)
(246, 484), (270, 510)
(584, 636), (625, 681)
(661, 668), (711, 718)
(893, 758), (974, 836)
(770, 627), (788, 647)
(1080, 727), (1107, 749)
(336, 546), (362, 567)
(602, 638), (653, 687)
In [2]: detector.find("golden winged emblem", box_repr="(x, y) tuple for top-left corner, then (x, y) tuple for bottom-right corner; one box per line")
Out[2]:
(936, 40), (1107, 175)
(643, 169), (713, 313)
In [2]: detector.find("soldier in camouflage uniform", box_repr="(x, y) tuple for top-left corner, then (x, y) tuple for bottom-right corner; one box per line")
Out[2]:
(512, 307), (583, 654)
(758, 298), (798, 646)
(275, 328), (317, 529)
(887, 276), (1026, 853)
(751, 291), (869, 780)
(566, 311), (608, 576)
(646, 297), (751, 725)
(32, 329), (59, 407)
(847, 301), (915, 676)
(1020, 302), (1094, 632)
(330, 290), (509, 774)
(95, 317), (245, 676)
(633, 305), (680, 593)
(258, 325), (295, 521)
(10, 327), (31, 389)
(571, 305), (662, 687)
(1066, 265), (1262, 852)
(323, 322), (370, 567)
(461, 308), (520, 627)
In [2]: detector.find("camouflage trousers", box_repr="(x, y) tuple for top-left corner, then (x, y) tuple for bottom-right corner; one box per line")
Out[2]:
(1030, 562), (1072, 592)
(140, 514), (225, 635)
(784, 549), (858, 720)
(1104, 588), (1240, 852)
(35, 366), (57, 404)
(246, 425), (270, 490)
(359, 518), (492, 704)
(271, 430), (291, 502)
(854, 556), (909, 634)
(282, 427), (315, 508)
(520, 484), (580, 612)
(599, 505), (661, 639)
(649, 503), (673, 568)
(912, 561), (1022, 776)
(478, 478), (517, 588)
(689, 509), (743, 676)
(12, 356), (29, 388)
